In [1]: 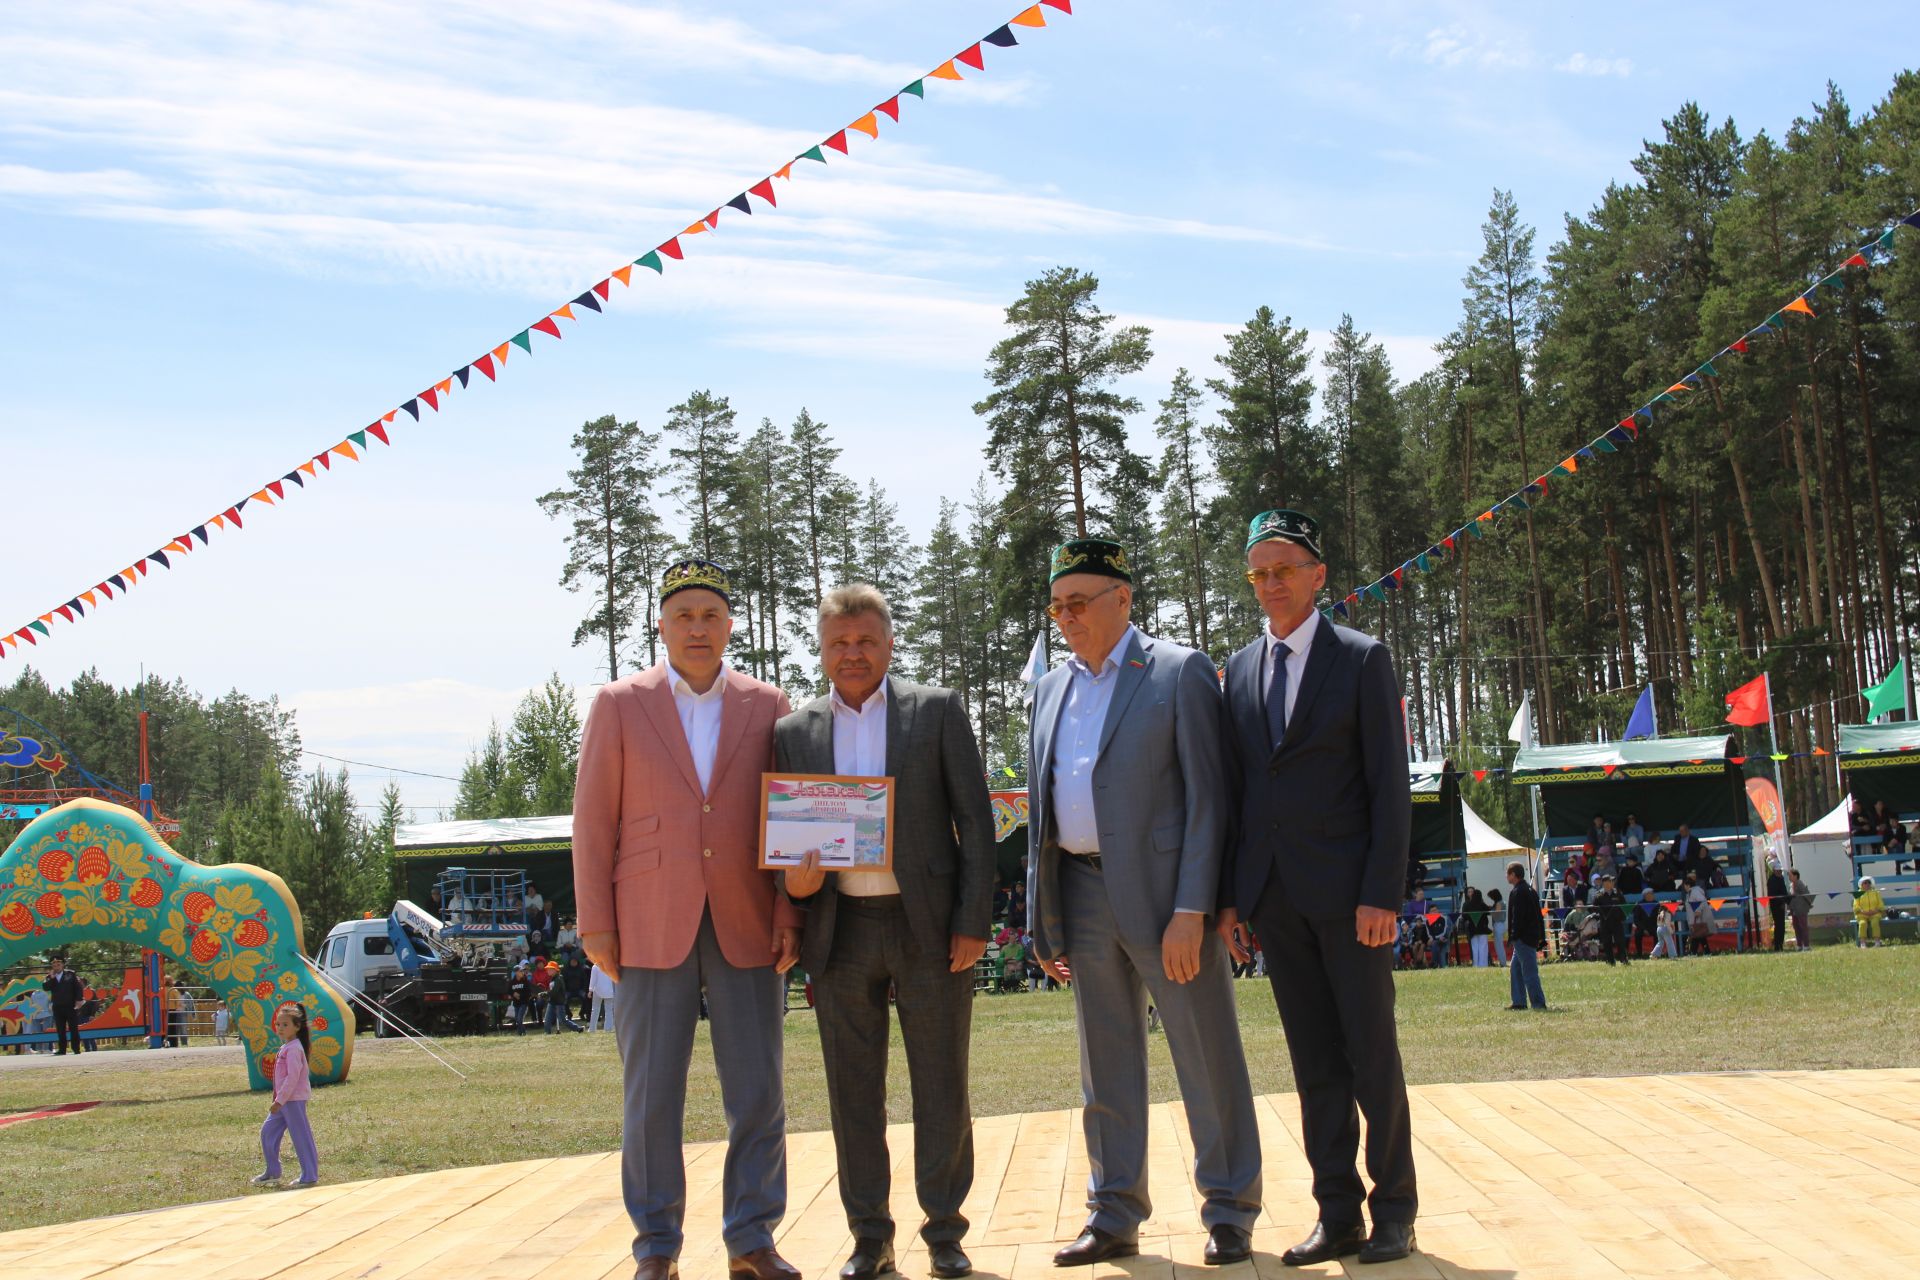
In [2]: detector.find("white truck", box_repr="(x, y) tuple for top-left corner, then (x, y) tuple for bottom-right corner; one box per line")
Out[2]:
(314, 902), (508, 1036)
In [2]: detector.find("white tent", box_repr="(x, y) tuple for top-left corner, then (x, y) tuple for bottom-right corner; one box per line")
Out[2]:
(1462, 800), (1533, 893)
(1789, 795), (1857, 913)
(1794, 795), (1851, 840)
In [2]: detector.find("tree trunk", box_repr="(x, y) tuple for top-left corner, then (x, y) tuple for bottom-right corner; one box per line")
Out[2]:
(1705, 379), (1783, 640)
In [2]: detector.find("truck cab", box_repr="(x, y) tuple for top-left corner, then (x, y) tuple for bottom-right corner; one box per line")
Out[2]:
(315, 905), (507, 1037)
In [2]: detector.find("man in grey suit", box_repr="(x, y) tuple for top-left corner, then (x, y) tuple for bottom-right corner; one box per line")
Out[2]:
(1027, 537), (1263, 1268)
(780, 584), (997, 1280)
(1217, 509), (1417, 1266)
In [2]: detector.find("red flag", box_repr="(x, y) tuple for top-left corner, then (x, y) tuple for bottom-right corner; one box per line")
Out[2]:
(592, 279), (611, 301)
(1472, 769), (1487, 783)
(659, 237), (684, 260)
(1730, 338), (1749, 353)
(532, 317), (561, 340)
(956, 42), (985, 70)
(368, 423), (391, 446)
(1041, 0), (1071, 10)
(748, 178), (777, 207)
(420, 386), (441, 411)
(876, 96), (901, 121)
(1724, 673), (1771, 726)
(823, 130), (850, 154)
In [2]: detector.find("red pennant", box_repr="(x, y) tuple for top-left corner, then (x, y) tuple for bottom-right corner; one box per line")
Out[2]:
(1665, 902), (1681, 913)
(876, 96), (901, 121)
(823, 130), (850, 154)
(1425, 912), (1441, 925)
(1730, 338), (1749, 353)
(1729, 756), (1746, 765)
(956, 42), (985, 70)
(473, 353), (497, 381)
(1603, 764), (1617, 777)
(703, 210), (720, 229)
(267, 480), (285, 500)
(97, 583), (114, 600)
(368, 423), (390, 446)
(659, 237), (685, 260)
(532, 317), (562, 340)
(313, 452), (331, 471)
(55, 605), (74, 623)
(420, 386), (441, 411)
(1472, 769), (1487, 782)
(748, 178), (777, 207)
(1041, 0), (1071, 10)
(223, 506), (244, 526)
(592, 279), (611, 301)
(1844, 252), (1868, 267)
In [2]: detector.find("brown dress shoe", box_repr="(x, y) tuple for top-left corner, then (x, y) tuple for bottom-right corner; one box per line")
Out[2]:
(634, 1259), (679, 1280)
(729, 1247), (803, 1280)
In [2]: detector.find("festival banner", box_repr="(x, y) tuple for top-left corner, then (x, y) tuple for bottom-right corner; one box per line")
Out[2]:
(1, 2), (1076, 661)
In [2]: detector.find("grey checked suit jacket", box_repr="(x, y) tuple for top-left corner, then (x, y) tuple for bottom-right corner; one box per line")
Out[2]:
(774, 677), (997, 978)
(1026, 628), (1229, 960)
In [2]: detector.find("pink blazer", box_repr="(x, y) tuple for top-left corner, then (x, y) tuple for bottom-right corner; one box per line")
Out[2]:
(572, 663), (799, 970)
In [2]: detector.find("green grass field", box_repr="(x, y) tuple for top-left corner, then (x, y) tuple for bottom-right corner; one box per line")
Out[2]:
(3, 945), (1915, 1233)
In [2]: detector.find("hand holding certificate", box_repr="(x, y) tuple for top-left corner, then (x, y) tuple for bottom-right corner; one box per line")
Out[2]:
(759, 773), (895, 872)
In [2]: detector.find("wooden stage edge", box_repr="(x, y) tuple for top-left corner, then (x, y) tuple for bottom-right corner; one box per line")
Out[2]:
(4, 1068), (1919, 1280)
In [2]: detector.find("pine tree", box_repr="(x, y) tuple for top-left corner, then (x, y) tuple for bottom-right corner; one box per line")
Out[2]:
(1205, 306), (1317, 523)
(1154, 368), (1214, 655)
(662, 390), (740, 565)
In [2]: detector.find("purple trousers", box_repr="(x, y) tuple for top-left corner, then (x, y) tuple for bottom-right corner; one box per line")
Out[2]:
(261, 1099), (319, 1182)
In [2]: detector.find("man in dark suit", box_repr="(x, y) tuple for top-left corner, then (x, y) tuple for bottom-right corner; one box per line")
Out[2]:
(1217, 509), (1418, 1266)
(780, 584), (996, 1280)
(44, 955), (85, 1055)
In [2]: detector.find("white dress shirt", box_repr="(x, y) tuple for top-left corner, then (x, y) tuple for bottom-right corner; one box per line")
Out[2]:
(831, 677), (900, 897)
(1049, 625), (1137, 855)
(1263, 607), (1319, 729)
(669, 661), (729, 793)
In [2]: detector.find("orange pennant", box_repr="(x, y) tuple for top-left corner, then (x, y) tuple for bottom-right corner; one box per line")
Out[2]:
(1665, 382), (1691, 394)
(1560, 456), (1577, 473)
(39, 614), (55, 625)
(850, 112), (879, 139)
(165, 540), (188, 554)
(1011, 4), (1047, 25)
(492, 343), (511, 365)
(382, 410), (397, 424)
(683, 222), (708, 236)
(81, 591), (97, 607)
(929, 59), (963, 80)
(251, 489), (275, 505)
(555, 303), (576, 321)
(1782, 295), (1816, 317)
(210, 514), (227, 530)
(774, 163), (793, 181)
(333, 441), (360, 462)
(298, 461), (317, 477)
(613, 265), (633, 287)
(435, 378), (452, 396)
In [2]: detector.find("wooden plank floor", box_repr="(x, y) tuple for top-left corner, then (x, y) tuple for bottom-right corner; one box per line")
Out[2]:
(4, 1069), (1918, 1280)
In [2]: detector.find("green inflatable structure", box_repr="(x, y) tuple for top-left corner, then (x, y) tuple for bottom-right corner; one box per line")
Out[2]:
(0, 798), (354, 1091)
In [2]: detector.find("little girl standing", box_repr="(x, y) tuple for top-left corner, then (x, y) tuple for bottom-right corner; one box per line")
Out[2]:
(252, 1003), (319, 1187)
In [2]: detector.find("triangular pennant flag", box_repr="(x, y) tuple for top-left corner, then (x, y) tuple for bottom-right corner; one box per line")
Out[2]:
(334, 440), (360, 462)
(955, 43), (985, 69)
(402, 397), (421, 419)
(1666, 382), (1692, 394)
(726, 193), (753, 215)
(590, 279), (612, 302)
(28, 620), (49, 637)
(875, 96), (901, 122)
(473, 353), (497, 381)
(298, 461), (317, 477)
(532, 317), (561, 340)
(1331, 601), (1348, 619)
(823, 129), (851, 153)
(1012, 4), (1047, 25)
(492, 342), (512, 364)
(436, 377), (453, 396)
(636, 250), (664, 274)
(1902, 211), (1920, 228)
(1041, 0), (1071, 10)
(150, 550), (171, 568)
(454, 366), (472, 388)
(225, 506), (245, 527)
(682, 221), (708, 236)
(984, 24), (1018, 47)
(1697, 360), (1720, 378)
(928, 60), (963, 81)
(1653, 392), (1677, 404)
(900, 80), (925, 98)
(659, 237), (685, 260)
(1782, 295), (1815, 317)
(108, 574), (126, 591)
(612, 265), (633, 287)
(1763, 312), (1784, 329)
(1845, 252), (1868, 268)
(748, 178), (777, 207)
(1730, 338), (1749, 353)
(704, 209), (722, 229)
(266, 481), (285, 500)
(1473, 769), (1487, 782)
(54, 605), (74, 623)
(210, 514), (226, 530)
(509, 331), (532, 355)
(367, 423), (390, 446)
(849, 112), (879, 140)
(1594, 437), (1618, 454)
(81, 590), (97, 608)
(800, 144), (828, 162)
(773, 162), (793, 181)
(572, 290), (602, 313)
(313, 451), (331, 470)
(421, 385), (443, 410)
(349, 429), (369, 449)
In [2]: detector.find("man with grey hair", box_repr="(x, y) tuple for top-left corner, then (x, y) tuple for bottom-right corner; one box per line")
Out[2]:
(780, 584), (997, 1280)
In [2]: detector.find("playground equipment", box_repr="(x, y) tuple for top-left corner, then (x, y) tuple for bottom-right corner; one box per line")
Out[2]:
(0, 797), (353, 1090)
(0, 704), (178, 836)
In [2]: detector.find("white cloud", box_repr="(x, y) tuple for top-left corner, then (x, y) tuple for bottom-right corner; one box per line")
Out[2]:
(1417, 25), (1533, 72)
(1555, 52), (1633, 78)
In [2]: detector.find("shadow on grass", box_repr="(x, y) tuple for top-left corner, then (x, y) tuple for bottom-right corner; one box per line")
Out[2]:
(101, 1087), (260, 1107)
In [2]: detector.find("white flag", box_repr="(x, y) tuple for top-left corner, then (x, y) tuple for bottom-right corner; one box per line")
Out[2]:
(1020, 631), (1048, 703)
(1507, 690), (1534, 747)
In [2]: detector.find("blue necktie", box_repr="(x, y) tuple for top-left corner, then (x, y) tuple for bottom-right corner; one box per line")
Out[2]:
(1267, 640), (1290, 750)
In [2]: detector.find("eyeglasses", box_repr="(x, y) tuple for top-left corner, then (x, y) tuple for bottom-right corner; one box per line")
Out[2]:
(1046, 582), (1122, 620)
(1244, 560), (1320, 587)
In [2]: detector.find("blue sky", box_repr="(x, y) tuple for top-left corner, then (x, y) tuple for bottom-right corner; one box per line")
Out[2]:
(3, 1), (1911, 817)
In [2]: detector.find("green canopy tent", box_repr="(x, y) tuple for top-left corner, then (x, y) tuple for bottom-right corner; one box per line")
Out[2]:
(1837, 721), (1920, 913)
(393, 816), (576, 919)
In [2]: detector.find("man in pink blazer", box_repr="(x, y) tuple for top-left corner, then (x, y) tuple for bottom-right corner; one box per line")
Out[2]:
(574, 558), (803, 1280)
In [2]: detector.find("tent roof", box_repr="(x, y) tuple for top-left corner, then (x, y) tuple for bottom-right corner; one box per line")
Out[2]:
(1793, 794), (1853, 840)
(1462, 799), (1527, 857)
(1837, 721), (1920, 764)
(394, 815), (572, 856)
(1410, 759), (1451, 796)
(1512, 734), (1737, 783)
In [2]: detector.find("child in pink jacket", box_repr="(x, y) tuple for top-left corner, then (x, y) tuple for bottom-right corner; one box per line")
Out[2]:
(252, 1003), (319, 1187)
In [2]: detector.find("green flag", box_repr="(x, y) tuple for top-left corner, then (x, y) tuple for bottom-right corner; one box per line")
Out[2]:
(1862, 659), (1910, 719)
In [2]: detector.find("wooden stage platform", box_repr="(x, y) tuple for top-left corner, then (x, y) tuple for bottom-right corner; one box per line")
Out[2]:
(4, 1068), (1918, 1280)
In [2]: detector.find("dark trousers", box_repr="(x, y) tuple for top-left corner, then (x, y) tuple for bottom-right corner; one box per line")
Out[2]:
(1599, 921), (1628, 965)
(814, 895), (974, 1244)
(52, 1006), (82, 1054)
(1770, 901), (1788, 951)
(1251, 880), (1417, 1228)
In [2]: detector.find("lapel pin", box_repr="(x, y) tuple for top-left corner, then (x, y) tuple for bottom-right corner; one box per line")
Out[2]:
(1127, 658), (1145, 669)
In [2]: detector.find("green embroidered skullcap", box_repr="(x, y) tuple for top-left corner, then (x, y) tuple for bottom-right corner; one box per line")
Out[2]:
(660, 558), (733, 606)
(1245, 508), (1323, 559)
(1048, 537), (1132, 584)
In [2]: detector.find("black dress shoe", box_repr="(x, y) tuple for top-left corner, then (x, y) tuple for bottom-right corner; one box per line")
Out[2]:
(1203, 1223), (1252, 1265)
(840, 1238), (895, 1280)
(1281, 1221), (1364, 1267)
(1358, 1222), (1417, 1264)
(1053, 1225), (1138, 1266)
(928, 1240), (972, 1278)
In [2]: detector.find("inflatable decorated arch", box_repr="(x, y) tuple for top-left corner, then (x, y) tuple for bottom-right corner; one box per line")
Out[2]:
(0, 798), (353, 1091)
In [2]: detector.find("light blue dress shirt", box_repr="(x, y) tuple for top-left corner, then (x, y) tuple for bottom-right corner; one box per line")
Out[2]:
(1049, 625), (1137, 855)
